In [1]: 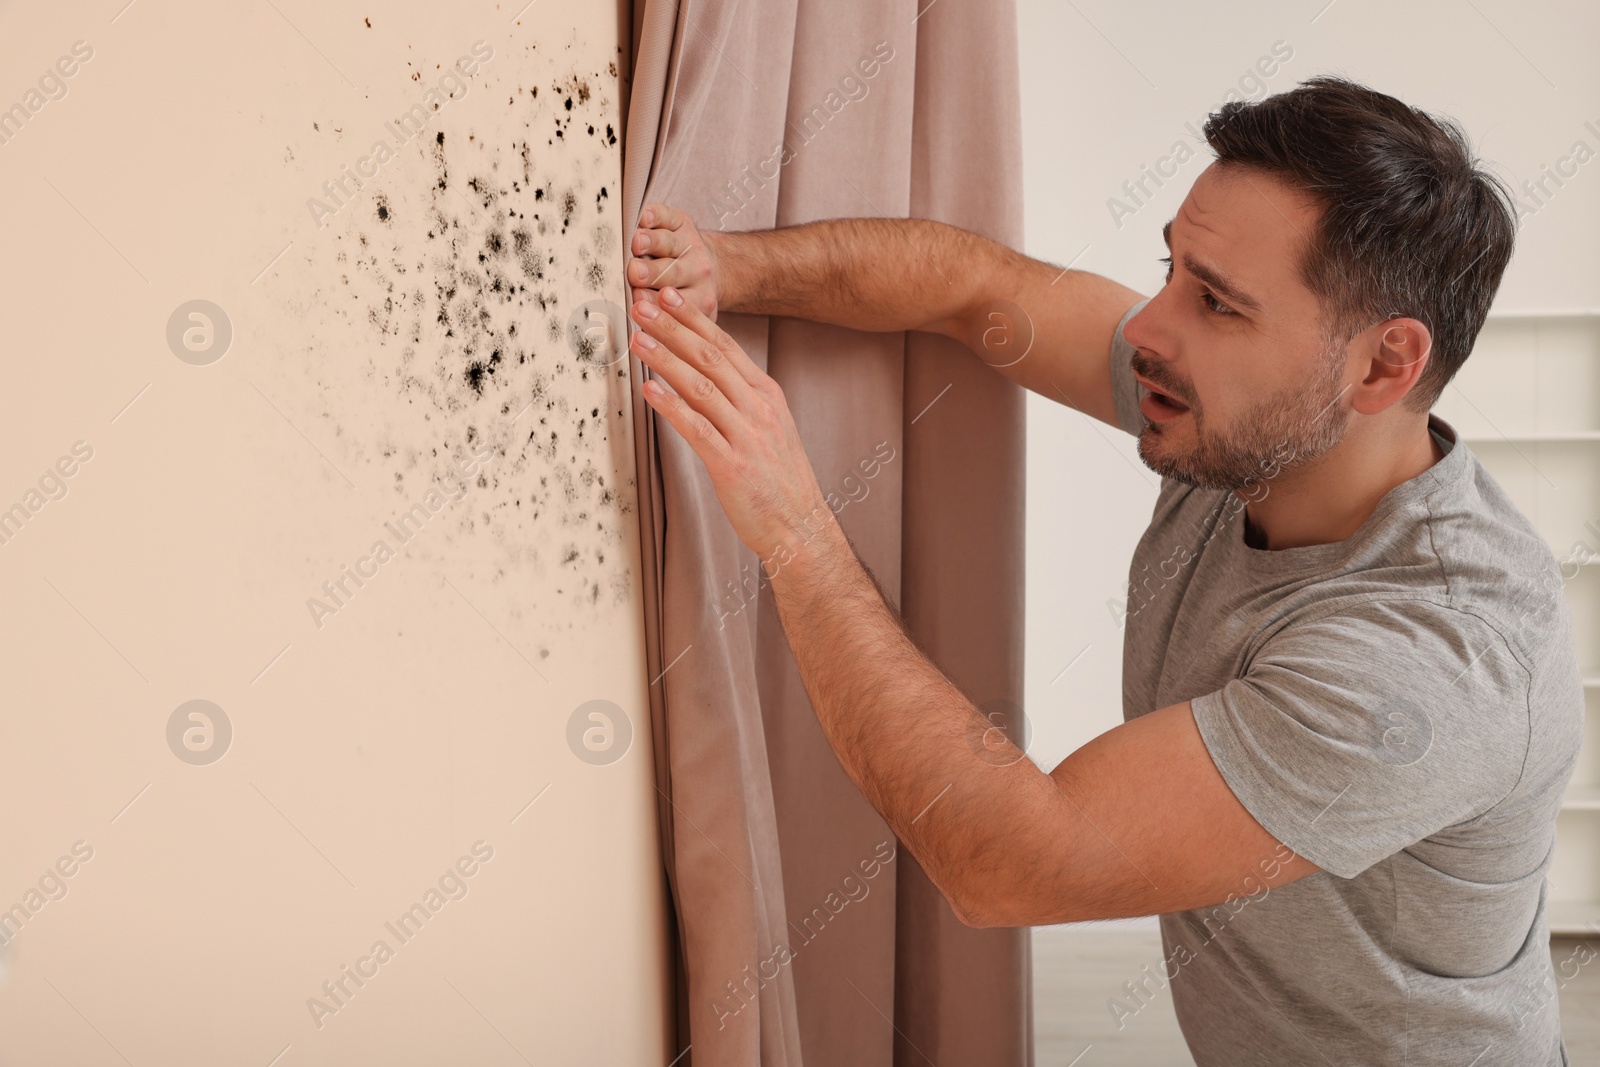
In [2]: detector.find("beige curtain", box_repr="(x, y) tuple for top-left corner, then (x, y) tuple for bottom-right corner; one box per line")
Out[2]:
(621, 2), (1030, 1063)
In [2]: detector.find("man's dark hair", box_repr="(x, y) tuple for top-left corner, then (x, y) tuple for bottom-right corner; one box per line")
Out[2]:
(1203, 75), (1517, 412)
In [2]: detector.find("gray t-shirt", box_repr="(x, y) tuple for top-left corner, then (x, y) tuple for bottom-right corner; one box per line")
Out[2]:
(1106, 298), (1584, 1066)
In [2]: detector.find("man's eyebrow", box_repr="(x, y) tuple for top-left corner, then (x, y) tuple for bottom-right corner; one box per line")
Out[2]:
(1161, 217), (1264, 314)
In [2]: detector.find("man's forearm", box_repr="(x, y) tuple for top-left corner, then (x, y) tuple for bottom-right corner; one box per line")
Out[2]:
(764, 505), (1065, 926)
(708, 218), (1012, 340)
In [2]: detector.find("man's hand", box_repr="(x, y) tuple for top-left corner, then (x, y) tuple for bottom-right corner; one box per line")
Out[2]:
(629, 285), (838, 574)
(629, 204), (722, 320)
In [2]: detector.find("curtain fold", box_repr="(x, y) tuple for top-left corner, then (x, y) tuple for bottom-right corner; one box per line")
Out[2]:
(621, 2), (1029, 1063)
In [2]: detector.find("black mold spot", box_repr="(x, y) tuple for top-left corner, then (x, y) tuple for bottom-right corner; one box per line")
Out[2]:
(432, 132), (449, 190)
(465, 350), (501, 394)
(512, 228), (543, 279)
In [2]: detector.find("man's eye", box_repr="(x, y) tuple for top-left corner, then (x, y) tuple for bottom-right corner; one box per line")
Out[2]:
(1157, 256), (1234, 316)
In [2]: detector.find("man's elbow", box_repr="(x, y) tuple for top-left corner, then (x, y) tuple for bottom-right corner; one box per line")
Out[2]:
(929, 865), (1000, 927)
(939, 811), (1085, 928)
(950, 896), (1004, 929)
(948, 867), (1097, 929)
(946, 878), (1025, 929)
(955, 891), (1100, 929)
(957, 908), (1014, 929)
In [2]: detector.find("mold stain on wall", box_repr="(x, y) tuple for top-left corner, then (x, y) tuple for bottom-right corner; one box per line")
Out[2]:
(254, 37), (634, 647)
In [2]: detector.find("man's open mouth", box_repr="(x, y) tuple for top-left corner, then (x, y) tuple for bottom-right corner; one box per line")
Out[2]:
(1135, 374), (1191, 420)
(1148, 389), (1188, 412)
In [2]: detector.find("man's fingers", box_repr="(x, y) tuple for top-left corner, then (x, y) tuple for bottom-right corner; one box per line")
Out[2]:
(637, 363), (738, 476)
(643, 203), (687, 231)
(631, 227), (688, 259)
(628, 255), (675, 287)
(656, 287), (767, 391)
(629, 313), (744, 443)
(631, 297), (760, 414)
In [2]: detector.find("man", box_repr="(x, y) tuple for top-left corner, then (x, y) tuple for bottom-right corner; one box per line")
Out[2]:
(623, 75), (1583, 1065)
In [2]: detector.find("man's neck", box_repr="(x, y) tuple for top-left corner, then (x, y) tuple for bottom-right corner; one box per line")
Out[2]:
(1238, 417), (1446, 551)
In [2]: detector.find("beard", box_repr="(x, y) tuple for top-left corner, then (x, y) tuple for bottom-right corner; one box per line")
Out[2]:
(1131, 342), (1351, 491)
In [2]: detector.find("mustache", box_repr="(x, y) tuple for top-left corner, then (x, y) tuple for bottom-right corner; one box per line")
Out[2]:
(1130, 352), (1194, 406)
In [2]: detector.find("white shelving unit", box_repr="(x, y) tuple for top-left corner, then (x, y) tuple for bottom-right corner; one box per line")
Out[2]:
(1433, 310), (1600, 936)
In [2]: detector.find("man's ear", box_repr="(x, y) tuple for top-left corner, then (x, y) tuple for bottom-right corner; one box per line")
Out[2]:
(1352, 317), (1432, 415)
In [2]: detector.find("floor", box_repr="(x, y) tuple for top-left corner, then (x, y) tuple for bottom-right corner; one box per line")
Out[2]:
(1032, 923), (1600, 1065)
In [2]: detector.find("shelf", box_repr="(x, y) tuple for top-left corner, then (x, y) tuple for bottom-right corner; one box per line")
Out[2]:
(1586, 677), (1600, 689)
(1545, 899), (1600, 937)
(1438, 313), (1600, 444)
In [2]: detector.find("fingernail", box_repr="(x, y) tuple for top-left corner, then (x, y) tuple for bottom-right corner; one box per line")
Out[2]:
(633, 331), (657, 350)
(632, 231), (648, 253)
(661, 287), (683, 307)
(634, 301), (659, 320)
(641, 208), (653, 226)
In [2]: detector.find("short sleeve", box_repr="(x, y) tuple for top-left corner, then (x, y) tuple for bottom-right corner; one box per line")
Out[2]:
(1108, 297), (1151, 437)
(1189, 599), (1531, 878)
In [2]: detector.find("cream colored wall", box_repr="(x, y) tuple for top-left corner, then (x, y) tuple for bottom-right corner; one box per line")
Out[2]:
(0, 2), (669, 1063)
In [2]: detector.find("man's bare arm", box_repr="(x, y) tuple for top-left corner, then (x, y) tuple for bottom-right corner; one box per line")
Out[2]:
(629, 205), (1147, 429)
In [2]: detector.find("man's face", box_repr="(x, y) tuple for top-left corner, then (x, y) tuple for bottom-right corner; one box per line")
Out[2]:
(1121, 163), (1356, 491)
